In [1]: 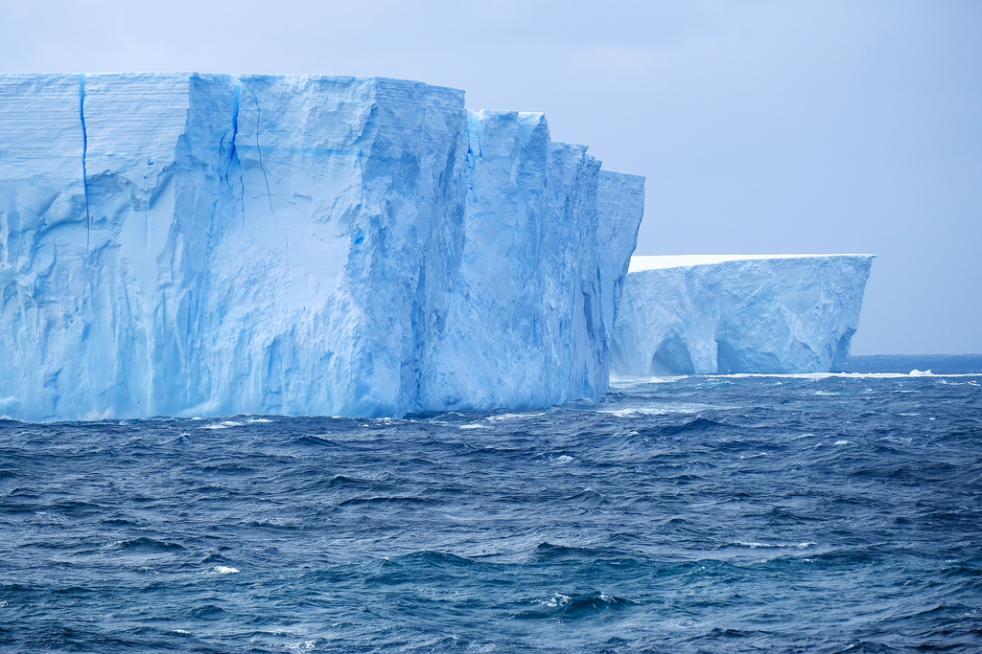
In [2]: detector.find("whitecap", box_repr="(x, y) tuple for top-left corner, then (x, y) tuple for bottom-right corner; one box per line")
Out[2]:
(459, 423), (489, 430)
(600, 402), (721, 417)
(542, 592), (571, 608)
(695, 371), (981, 380)
(555, 455), (574, 464)
(211, 565), (239, 575)
(834, 439), (849, 446)
(488, 412), (545, 422)
(734, 541), (816, 549)
(287, 640), (317, 652)
(201, 420), (243, 430)
(610, 375), (687, 386)
(600, 407), (671, 417)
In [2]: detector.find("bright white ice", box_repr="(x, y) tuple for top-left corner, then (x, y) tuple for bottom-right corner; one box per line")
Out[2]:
(629, 254), (873, 272)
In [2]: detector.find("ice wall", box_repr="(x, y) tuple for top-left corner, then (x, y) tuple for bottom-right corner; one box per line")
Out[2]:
(419, 113), (645, 410)
(0, 74), (644, 420)
(611, 255), (874, 376)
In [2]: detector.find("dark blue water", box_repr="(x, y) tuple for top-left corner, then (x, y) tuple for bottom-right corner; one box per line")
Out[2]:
(2, 357), (981, 652)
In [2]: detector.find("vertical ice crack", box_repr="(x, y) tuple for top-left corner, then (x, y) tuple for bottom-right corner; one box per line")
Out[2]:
(78, 76), (91, 252)
(223, 84), (240, 184)
(248, 90), (275, 217)
(225, 83), (247, 224)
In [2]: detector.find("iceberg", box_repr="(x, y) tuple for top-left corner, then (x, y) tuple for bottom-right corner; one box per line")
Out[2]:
(0, 74), (644, 421)
(611, 254), (874, 376)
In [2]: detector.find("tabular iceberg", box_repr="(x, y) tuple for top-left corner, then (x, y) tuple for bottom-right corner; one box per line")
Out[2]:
(0, 74), (645, 421)
(610, 254), (874, 376)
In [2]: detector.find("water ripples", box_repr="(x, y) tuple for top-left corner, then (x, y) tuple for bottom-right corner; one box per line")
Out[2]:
(0, 370), (980, 651)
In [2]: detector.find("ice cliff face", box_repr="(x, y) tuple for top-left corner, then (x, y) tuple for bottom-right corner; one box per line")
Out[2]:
(0, 74), (644, 420)
(611, 255), (873, 376)
(420, 112), (645, 411)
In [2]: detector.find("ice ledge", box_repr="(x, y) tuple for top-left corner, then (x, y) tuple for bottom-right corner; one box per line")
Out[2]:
(630, 253), (876, 273)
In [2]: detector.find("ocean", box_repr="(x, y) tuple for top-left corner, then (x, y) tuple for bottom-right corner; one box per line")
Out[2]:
(1, 355), (980, 652)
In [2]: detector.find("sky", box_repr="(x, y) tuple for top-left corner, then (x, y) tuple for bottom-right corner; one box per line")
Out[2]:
(1, 0), (979, 354)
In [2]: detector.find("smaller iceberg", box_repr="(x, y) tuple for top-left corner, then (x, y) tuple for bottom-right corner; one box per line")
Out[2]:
(610, 254), (875, 376)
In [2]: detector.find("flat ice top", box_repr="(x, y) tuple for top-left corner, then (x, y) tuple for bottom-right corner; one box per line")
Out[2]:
(628, 254), (873, 273)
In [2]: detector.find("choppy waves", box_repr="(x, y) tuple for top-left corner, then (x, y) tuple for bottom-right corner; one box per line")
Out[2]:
(1, 364), (980, 651)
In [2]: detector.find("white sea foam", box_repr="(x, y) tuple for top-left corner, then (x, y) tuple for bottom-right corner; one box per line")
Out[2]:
(697, 371), (981, 381)
(201, 420), (243, 430)
(459, 423), (490, 430)
(734, 541), (816, 549)
(543, 592), (572, 608)
(834, 440), (850, 446)
(600, 402), (731, 418)
(610, 375), (687, 386)
(610, 371), (982, 385)
(212, 565), (239, 574)
(488, 412), (546, 422)
(600, 407), (674, 417)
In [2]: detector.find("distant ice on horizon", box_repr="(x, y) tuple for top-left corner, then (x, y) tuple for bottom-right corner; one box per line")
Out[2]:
(613, 254), (874, 376)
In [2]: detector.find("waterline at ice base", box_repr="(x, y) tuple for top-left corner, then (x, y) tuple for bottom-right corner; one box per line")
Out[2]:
(0, 74), (879, 423)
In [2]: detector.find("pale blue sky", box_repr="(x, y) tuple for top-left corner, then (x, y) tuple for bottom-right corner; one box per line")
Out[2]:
(2, 0), (979, 353)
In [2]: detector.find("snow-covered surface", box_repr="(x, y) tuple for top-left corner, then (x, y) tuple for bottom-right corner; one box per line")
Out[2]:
(629, 253), (873, 272)
(612, 255), (874, 376)
(0, 73), (644, 421)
